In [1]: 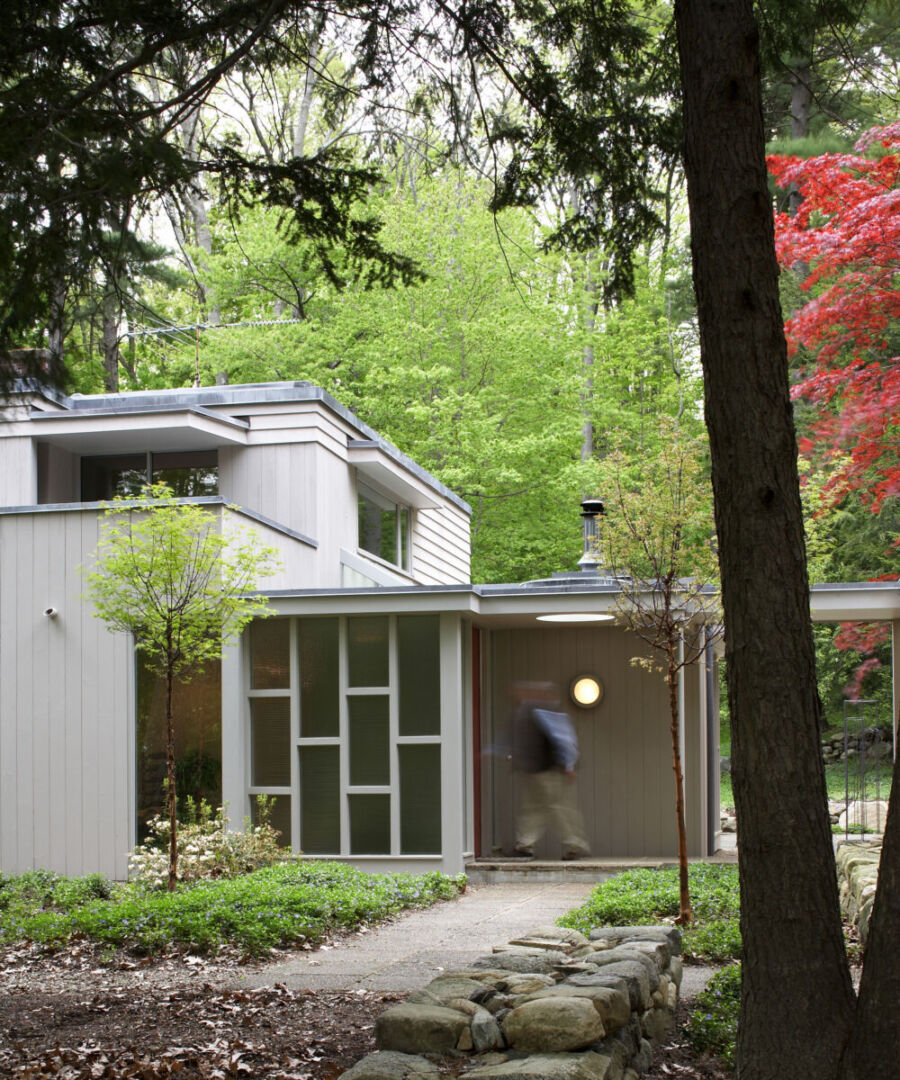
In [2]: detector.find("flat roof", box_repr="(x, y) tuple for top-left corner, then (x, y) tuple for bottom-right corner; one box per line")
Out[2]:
(10, 380), (471, 515)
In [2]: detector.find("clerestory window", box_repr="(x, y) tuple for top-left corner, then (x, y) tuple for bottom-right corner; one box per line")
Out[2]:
(81, 450), (218, 501)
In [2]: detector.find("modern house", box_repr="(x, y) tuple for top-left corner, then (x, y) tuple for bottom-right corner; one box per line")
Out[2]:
(1, 379), (897, 880)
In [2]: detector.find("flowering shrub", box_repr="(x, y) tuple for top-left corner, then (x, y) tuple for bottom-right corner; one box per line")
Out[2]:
(129, 799), (285, 889)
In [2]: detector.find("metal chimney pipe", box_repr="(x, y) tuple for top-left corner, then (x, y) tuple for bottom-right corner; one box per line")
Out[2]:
(578, 498), (605, 572)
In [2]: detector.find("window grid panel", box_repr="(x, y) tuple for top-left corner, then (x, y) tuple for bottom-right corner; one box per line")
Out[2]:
(389, 614), (400, 854)
(338, 615), (350, 855)
(289, 617), (301, 855)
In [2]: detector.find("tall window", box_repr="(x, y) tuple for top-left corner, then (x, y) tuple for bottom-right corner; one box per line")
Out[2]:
(248, 614), (442, 857)
(82, 451), (218, 501)
(136, 657), (222, 841)
(358, 482), (410, 571)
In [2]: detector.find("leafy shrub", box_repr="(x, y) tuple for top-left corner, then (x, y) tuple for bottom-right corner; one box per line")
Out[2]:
(558, 864), (741, 962)
(684, 962), (741, 1070)
(0, 861), (466, 956)
(129, 800), (284, 888)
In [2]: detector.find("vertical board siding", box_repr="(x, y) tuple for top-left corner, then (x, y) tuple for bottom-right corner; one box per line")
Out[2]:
(485, 627), (686, 858)
(220, 443), (317, 542)
(0, 511), (133, 877)
(0, 437), (37, 507)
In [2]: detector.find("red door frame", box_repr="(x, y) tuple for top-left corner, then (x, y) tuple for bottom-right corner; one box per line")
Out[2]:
(472, 626), (482, 858)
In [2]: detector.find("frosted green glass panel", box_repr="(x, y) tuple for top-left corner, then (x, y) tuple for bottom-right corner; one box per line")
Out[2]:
(299, 618), (339, 737)
(300, 747), (340, 854)
(398, 615), (440, 735)
(250, 794), (291, 848)
(348, 616), (388, 687)
(249, 618), (290, 689)
(349, 695), (390, 785)
(250, 698), (290, 786)
(349, 794), (390, 854)
(400, 745), (442, 853)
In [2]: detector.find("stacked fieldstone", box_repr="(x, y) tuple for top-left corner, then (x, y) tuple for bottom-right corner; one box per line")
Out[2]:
(836, 840), (881, 945)
(821, 725), (892, 766)
(341, 924), (683, 1080)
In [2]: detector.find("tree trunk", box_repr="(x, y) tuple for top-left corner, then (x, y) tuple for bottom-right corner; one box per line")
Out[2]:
(101, 286), (120, 393)
(165, 662), (178, 893)
(667, 654), (692, 925)
(673, 2), (855, 1077)
(841, 742), (900, 1077)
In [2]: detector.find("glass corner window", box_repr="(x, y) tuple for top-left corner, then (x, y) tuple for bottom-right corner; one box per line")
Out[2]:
(358, 481), (411, 571)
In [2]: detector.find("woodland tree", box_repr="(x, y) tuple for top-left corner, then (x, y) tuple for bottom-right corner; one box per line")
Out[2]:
(85, 485), (279, 891)
(597, 423), (720, 926)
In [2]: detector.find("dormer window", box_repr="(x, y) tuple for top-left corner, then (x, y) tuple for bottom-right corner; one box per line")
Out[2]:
(358, 481), (410, 571)
(81, 450), (218, 501)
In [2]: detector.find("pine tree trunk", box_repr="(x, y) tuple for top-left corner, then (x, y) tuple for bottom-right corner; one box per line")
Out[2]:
(673, 1), (855, 1076)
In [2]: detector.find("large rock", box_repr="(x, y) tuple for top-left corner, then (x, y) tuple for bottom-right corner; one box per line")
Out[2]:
(583, 949), (659, 991)
(640, 1006), (675, 1043)
(502, 997), (604, 1052)
(502, 974), (557, 995)
(375, 1004), (470, 1054)
(578, 962), (651, 1011)
(519, 986), (631, 1036)
(471, 1009), (504, 1052)
(407, 976), (485, 1007)
(340, 1052), (439, 1080)
(588, 926), (682, 955)
(473, 951), (570, 975)
(508, 926), (590, 951)
(465, 1052), (614, 1080)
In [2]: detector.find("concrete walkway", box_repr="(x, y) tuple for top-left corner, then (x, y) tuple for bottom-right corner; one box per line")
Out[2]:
(234, 881), (597, 992)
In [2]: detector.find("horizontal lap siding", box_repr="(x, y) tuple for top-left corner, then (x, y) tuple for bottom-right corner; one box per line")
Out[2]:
(413, 507), (471, 585)
(0, 512), (133, 877)
(486, 627), (677, 858)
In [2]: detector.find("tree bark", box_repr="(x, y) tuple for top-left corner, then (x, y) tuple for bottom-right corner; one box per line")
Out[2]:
(667, 653), (691, 925)
(841, 742), (900, 1077)
(165, 659), (178, 893)
(673, 2), (855, 1076)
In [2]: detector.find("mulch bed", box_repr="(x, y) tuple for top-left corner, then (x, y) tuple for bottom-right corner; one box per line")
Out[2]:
(0, 943), (729, 1079)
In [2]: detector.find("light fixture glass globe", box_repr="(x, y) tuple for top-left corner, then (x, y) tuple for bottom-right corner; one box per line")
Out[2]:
(570, 675), (603, 708)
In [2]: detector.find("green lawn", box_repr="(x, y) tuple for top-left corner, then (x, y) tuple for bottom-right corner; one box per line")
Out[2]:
(0, 863), (465, 956)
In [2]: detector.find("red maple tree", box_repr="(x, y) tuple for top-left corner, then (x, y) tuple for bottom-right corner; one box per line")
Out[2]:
(768, 124), (900, 512)
(769, 128), (899, 696)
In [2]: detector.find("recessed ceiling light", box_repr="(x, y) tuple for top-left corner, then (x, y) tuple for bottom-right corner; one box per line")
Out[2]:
(536, 613), (614, 623)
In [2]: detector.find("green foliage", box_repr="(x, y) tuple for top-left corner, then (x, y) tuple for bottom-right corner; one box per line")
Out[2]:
(128, 801), (285, 889)
(684, 962), (741, 1070)
(0, 863), (465, 956)
(558, 865), (741, 962)
(85, 483), (280, 678)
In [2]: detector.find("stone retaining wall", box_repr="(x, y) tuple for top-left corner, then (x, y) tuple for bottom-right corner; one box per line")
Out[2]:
(837, 840), (881, 945)
(341, 924), (683, 1080)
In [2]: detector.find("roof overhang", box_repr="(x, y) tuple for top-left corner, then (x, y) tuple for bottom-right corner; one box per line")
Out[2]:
(20, 406), (249, 454)
(348, 440), (443, 509)
(810, 581), (900, 622)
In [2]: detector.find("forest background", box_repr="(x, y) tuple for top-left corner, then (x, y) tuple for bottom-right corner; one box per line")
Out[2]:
(7, 0), (899, 731)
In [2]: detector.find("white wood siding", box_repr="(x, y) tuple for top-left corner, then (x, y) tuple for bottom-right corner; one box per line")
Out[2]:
(483, 626), (702, 858)
(0, 437), (37, 507)
(37, 443), (79, 503)
(219, 442), (318, 543)
(412, 506), (471, 585)
(0, 511), (134, 878)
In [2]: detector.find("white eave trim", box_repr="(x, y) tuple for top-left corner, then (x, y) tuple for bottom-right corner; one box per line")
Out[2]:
(348, 440), (442, 508)
(810, 581), (900, 622)
(13, 406), (249, 453)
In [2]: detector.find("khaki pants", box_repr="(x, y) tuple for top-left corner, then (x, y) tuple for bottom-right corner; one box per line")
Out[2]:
(516, 769), (590, 855)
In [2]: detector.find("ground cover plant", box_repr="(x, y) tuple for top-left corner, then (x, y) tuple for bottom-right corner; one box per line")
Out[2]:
(0, 862), (465, 956)
(684, 962), (741, 1070)
(558, 864), (741, 963)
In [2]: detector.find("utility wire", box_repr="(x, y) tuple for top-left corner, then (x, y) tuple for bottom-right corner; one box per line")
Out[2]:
(122, 317), (306, 339)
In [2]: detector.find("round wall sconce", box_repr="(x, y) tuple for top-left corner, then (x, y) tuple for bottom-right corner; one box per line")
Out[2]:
(570, 674), (603, 708)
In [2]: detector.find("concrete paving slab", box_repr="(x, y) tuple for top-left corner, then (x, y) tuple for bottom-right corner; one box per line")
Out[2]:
(233, 881), (598, 992)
